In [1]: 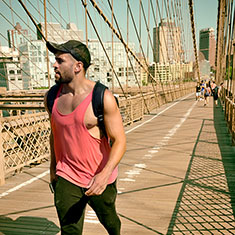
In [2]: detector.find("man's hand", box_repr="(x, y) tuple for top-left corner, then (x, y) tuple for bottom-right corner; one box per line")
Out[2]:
(85, 173), (109, 196)
(50, 165), (57, 183)
(50, 172), (57, 183)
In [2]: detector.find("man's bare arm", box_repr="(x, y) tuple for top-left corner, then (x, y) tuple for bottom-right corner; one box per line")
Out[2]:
(44, 92), (57, 183)
(85, 90), (126, 196)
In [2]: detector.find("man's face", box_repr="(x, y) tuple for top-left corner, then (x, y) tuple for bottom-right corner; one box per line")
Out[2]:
(53, 52), (76, 84)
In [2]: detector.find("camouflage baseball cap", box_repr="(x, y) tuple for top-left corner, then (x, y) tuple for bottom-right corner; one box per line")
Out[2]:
(46, 40), (91, 69)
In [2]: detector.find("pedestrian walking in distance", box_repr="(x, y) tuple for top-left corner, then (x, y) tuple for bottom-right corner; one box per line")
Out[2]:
(195, 82), (201, 101)
(204, 83), (211, 106)
(211, 81), (219, 106)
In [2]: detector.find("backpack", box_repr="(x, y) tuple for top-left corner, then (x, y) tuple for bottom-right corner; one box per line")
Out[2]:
(46, 81), (113, 139)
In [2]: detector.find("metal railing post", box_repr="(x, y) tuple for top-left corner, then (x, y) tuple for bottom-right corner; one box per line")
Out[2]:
(0, 123), (5, 185)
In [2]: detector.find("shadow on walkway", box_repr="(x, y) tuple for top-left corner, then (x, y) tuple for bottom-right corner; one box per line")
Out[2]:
(0, 215), (60, 235)
(167, 101), (235, 234)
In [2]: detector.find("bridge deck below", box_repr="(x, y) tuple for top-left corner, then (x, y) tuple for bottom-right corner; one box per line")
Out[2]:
(0, 94), (235, 234)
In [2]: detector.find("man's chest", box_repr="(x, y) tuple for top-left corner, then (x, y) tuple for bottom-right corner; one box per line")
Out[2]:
(56, 94), (98, 129)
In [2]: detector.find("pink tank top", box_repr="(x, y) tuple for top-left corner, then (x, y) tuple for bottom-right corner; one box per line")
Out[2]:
(51, 86), (118, 188)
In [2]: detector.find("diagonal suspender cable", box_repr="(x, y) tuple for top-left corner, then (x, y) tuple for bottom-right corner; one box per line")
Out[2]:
(86, 0), (157, 85)
(0, 70), (23, 90)
(5, 0), (61, 44)
(0, 32), (45, 88)
(164, 0), (185, 92)
(0, 11), (51, 86)
(126, 0), (169, 100)
(188, 0), (200, 81)
(175, 0), (187, 62)
(106, 0), (151, 113)
(0, 25), (47, 88)
(137, 0), (170, 101)
(126, 0), (156, 82)
(112, 0), (164, 111)
(26, 0), (63, 42)
(81, 1), (128, 100)
(37, 0), (82, 40)
(18, 0), (47, 42)
(3, 0), (38, 39)
(154, 0), (178, 94)
(139, 1), (154, 54)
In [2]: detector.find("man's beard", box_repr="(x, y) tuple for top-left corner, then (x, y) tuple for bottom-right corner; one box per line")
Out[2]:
(55, 76), (73, 84)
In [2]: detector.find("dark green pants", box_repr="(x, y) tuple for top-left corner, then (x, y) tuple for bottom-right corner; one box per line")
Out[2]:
(54, 176), (121, 235)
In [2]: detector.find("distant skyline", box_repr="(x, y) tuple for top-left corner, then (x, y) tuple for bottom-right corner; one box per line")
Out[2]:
(0, 0), (219, 63)
(194, 0), (218, 44)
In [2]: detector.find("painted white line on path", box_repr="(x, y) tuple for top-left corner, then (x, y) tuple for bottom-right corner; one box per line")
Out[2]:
(0, 93), (193, 198)
(0, 170), (49, 198)
(119, 99), (197, 183)
(84, 210), (99, 224)
(125, 93), (193, 134)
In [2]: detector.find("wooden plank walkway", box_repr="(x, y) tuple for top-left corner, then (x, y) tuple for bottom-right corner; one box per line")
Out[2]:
(0, 94), (235, 234)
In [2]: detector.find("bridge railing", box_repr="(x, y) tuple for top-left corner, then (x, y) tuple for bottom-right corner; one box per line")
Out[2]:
(0, 82), (195, 185)
(220, 87), (235, 145)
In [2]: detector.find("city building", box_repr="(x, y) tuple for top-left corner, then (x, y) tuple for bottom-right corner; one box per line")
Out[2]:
(199, 28), (216, 69)
(19, 40), (55, 90)
(37, 22), (83, 43)
(2, 22), (84, 90)
(199, 60), (211, 80)
(149, 62), (174, 82)
(7, 22), (32, 51)
(136, 53), (149, 86)
(0, 46), (22, 91)
(149, 62), (193, 83)
(4, 21), (139, 90)
(153, 19), (183, 64)
(88, 40), (137, 88)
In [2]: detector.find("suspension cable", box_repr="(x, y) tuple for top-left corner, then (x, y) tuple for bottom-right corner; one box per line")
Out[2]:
(81, 1), (128, 99)
(18, 0), (46, 42)
(188, 0), (200, 81)
(107, 0), (151, 112)
(86, 0), (157, 84)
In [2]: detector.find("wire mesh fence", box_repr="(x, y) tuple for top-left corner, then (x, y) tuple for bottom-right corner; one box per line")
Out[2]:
(0, 83), (195, 183)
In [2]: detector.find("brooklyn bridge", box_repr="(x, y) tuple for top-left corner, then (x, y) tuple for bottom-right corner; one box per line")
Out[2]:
(0, 0), (235, 234)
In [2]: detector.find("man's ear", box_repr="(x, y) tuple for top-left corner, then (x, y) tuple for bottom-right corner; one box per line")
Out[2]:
(74, 61), (83, 73)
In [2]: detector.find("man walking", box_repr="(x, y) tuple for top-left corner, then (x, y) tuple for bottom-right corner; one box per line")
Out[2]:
(44, 40), (126, 234)
(211, 81), (219, 106)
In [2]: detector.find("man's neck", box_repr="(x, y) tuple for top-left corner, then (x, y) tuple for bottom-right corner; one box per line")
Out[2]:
(62, 76), (93, 96)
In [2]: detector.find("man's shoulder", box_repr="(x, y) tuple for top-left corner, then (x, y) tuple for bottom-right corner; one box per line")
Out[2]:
(46, 84), (61, 113)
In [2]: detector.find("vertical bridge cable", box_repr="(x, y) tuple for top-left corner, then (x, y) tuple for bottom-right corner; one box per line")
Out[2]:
(0, 16), (47, 88)
(83, 0), (154, 113)
(18, 0), (47, 42)
(124, 0), (165, 103)
(188, 0), (200, 81)
(215, 0), (226, 86)
(81, 0), (128, 100)
(86, 0), (157, 85)
(106, 0), (152, 113)
(43, 0), (51, 88)
(155, 0), (178, 97)
(224, 0), (233, 94)
(1, 1), (53, 88)
(162, 0), (182, 97)
(232, 5), (235, 95)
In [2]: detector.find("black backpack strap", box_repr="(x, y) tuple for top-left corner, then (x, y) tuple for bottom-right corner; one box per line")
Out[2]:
(92, 81), (108, 138)
(46, 84), (61, 113)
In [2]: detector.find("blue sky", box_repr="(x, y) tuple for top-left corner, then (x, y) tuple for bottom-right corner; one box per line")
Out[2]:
(0, 0), (218, 62)
(194, 0), (218, 42)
